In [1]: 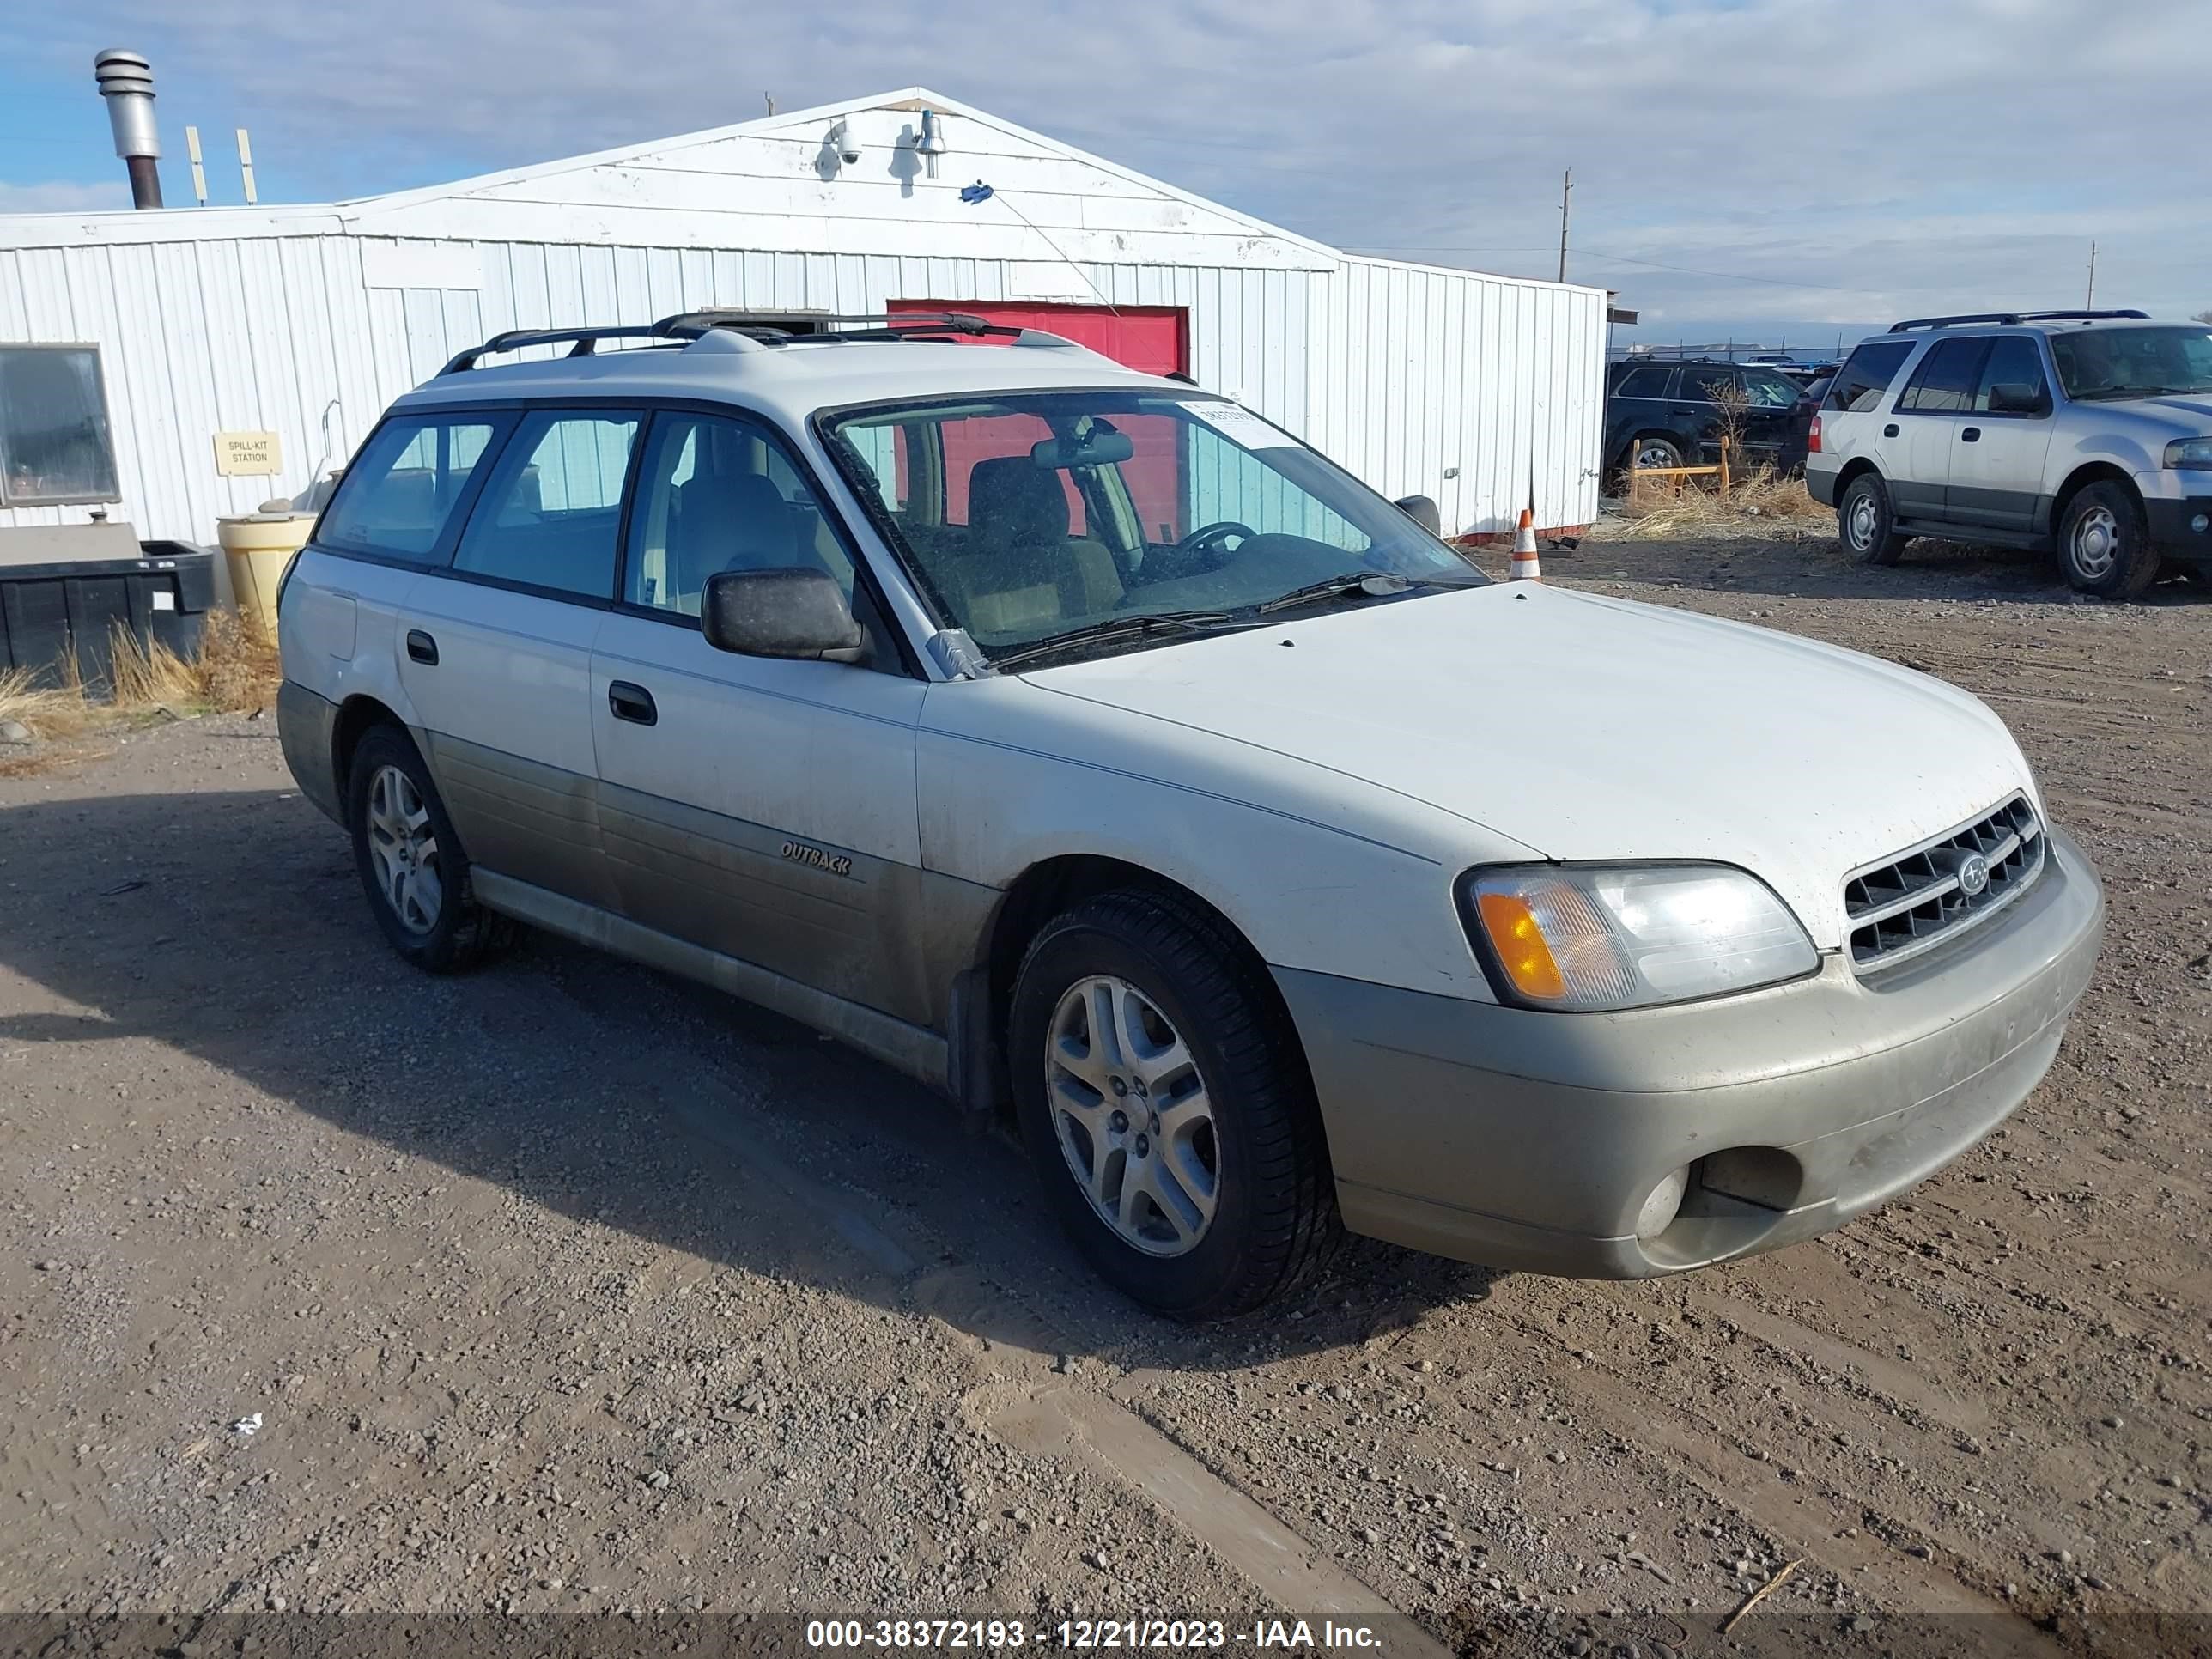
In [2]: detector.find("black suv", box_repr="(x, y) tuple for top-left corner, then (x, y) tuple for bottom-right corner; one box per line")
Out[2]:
(1603, 359), (1813, 481)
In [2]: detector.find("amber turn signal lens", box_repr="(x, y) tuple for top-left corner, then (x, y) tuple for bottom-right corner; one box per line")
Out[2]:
(1474, 891), (1566, 1000)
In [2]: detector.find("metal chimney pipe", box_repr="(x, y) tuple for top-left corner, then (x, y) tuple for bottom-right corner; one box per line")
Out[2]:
(94, 49), (163, 209)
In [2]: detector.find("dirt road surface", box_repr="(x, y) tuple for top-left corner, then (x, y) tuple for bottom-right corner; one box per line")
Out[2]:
(3, 532), (2208, 1656)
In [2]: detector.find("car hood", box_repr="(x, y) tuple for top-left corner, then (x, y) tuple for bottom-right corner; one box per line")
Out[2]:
(1021, 583), (2036, 948)
(2088, 392), (2212, 433)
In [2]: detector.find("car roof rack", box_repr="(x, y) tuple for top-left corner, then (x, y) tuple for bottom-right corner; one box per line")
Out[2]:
(437, 325), (675, 375)
(1888, 308), (2150, 332)
(437, 309), (1101, 377)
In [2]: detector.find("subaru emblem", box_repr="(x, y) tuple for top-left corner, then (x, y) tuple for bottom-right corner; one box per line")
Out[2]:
(1958, 854), (1990, 897)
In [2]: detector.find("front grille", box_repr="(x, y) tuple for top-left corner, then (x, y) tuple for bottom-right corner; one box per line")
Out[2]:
(1844, 794), (2045, 973)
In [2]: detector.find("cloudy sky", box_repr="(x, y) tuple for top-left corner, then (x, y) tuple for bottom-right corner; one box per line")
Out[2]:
(3, 0), (2207, 348)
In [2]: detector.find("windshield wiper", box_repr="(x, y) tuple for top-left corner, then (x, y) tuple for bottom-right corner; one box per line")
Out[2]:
(1253, 570), (1482, 616)
(2073, 386), (2209, 401)
(989, 610), (1243, 671)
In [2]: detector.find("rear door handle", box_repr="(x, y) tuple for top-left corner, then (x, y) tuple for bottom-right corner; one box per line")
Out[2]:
(607, 681), (658, 726)
(1883, 423), (1900, 438)
(1960, 427), (1982, 442)
(405, 629), (438, 665)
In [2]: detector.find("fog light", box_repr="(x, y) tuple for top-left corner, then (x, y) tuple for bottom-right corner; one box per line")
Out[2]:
(1635, 1166), (1690, 1241)
(2191, 514), (2209, 534)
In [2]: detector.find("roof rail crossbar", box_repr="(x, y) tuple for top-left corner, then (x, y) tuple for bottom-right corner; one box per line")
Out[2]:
(648, 308), (1026, 343)
(1889, 307), (2151, 333)
(2012, 308), (2152, 324)
(438, 325), (666, 375)
(1889, 313), (2024, 332)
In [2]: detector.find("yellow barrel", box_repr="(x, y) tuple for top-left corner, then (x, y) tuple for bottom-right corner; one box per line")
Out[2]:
(216, 501), (315, 637)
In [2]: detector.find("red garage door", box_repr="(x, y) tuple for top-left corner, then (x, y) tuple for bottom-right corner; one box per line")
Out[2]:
(885, 302), (1190, 532)
(885, 301), (1188, 375)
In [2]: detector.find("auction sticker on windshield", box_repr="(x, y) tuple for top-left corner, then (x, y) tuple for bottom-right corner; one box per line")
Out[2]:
(1188, 401), (1296, 447)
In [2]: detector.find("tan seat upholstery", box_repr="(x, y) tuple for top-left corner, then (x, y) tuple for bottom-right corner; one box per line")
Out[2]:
(951, 457), (1123, 635)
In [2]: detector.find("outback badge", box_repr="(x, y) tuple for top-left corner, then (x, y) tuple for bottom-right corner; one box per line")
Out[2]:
(781, 839), (854, 878)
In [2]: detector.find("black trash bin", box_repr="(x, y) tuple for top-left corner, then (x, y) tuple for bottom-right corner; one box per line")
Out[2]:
(0, 523), (217, 691)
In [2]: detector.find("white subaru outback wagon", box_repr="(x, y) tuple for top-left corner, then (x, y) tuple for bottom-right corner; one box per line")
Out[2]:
(276, 311), (2105, 1320)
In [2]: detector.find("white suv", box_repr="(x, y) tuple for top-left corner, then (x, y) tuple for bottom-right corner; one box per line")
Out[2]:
(1807, 310), (2212, 597)
(277, 313), (2105, 1319)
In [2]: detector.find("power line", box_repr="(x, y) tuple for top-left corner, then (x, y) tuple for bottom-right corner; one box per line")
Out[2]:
(1344, 243), (1892, 295)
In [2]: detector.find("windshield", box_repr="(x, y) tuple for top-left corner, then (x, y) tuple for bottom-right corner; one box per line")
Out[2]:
(2048, 326), (2212, 400)
(818, 390), (1483, 659)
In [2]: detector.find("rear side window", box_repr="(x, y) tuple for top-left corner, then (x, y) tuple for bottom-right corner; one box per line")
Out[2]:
(1897, 339), (1991, 414)
(319, 414), (507, 562)
(1823, 342), (1913, 412)
(452, 410), (641, 599)
(1613, 366), (1673, 400)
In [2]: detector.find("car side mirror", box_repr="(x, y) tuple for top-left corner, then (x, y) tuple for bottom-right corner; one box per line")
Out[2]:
(1393, 494), (1442, 536)
(700, 568), (866, 662)
(1986, 382), (2050, 416)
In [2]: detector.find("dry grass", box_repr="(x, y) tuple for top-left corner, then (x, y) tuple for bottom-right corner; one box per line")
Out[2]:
(1607, 465), (1830, 539)
(0, 611), (281, 763)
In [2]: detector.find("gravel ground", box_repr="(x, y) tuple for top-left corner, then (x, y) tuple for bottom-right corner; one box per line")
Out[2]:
(2, 530), (2208, 1657)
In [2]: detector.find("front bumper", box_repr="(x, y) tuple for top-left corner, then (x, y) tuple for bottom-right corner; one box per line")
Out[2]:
(1278, 827), (2104, 1279)
(2139, 483), (2212, 564)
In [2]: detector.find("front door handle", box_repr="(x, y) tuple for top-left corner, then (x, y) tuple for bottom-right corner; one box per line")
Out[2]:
(1960, 427), (1982, 442)
(607, 681), (658, 726)
(1883, 423), (1900, 438)
(405, 629), (438, 665)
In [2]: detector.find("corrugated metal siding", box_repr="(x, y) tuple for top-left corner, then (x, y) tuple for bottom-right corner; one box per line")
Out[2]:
(1, 229), (1601, 548)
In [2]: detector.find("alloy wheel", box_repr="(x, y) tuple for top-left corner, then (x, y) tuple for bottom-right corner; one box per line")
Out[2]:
(1045, 975), (1219, 1257)
(364, 764), (443, 934)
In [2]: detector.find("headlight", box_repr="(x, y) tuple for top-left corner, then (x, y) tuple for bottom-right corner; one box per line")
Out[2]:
(1460, 863), (1818, 1011)
(2166, 438), (2212, 470)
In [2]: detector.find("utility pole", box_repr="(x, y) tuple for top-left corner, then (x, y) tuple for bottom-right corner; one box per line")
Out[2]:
(2086, 241), (2097, 307)
(763, 93), (776, 115)
(1557, 168), (1573, 283)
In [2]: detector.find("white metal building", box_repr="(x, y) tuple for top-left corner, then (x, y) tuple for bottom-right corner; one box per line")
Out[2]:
(0, 88), (1605, 550)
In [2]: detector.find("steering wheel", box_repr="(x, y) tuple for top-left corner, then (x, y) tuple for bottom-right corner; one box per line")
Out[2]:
(1174, 520), (1255, 562)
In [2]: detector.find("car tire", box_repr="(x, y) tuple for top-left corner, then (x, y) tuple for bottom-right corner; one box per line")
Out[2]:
(1010, 889), (1340, 1321)
(1838, 473), (1909, 565)
(347, 723), (507, 973)
(2058, 481), (2160, 599)
(1625, 434), (1686, 481)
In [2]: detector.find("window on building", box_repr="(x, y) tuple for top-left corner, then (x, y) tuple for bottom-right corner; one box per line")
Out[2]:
(0, 345), (121, 506)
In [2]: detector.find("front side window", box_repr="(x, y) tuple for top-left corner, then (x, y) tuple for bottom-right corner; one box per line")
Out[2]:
(0, 345), (119, 505)
(2048, 326), (2212, 401)
(1973, 337), (2051, 415)
(318, 413), (506, 563)
(822, 391), (1482, 659)
(1679, 368), (1739, 404)
(1897, 339), (1990, 414)
(623, 410), (855, 617)
(452, 410), (641, 599)
(1739, 369), (1802, 408)
(1824, 341), (1913, 412)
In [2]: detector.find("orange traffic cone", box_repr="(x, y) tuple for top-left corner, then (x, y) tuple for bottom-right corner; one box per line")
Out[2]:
(1509, 507), (1541, 582)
